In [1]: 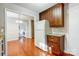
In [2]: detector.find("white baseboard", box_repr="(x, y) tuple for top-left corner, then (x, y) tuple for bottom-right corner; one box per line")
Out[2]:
(35, 42), (48, 51)
(6, 38), (18, 42)
(64, 50), (74, 55)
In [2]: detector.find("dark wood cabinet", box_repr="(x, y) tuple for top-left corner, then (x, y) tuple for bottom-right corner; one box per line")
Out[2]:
(39, 3), (64, 27)
(47, 35), (64, 55)
(40, 8), (50, 21)
(51, 3), (64, 27)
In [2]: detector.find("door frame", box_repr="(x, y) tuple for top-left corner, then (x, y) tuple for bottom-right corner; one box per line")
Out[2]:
(5, 8), (35, 56)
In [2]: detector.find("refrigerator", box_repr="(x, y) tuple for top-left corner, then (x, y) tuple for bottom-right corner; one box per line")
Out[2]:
(35, 20), (51, 51)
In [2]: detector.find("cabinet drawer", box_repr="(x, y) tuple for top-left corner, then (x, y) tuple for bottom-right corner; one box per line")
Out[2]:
(52, 46), (61, 55)
(47, 41), (60, 47)
(52, 43), (61, 55)
(48, 36), (60, 43)
(47, 41), (53, 47)
(52, 42), (60, 48)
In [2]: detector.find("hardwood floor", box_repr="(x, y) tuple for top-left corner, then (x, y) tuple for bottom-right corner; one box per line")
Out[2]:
(7, 38), (47, 56)
(7, 38), (73, 56)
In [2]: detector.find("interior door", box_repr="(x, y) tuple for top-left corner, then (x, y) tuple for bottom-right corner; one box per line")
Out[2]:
(31, 20), (34, 39)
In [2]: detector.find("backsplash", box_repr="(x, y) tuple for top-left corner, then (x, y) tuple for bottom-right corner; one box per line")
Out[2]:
(51, 28), (65, 34)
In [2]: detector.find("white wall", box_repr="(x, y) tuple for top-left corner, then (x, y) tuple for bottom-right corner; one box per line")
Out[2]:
(6, 17), (19, 41)
(0, 6), (5, 33)
(68, 3), (79, 55)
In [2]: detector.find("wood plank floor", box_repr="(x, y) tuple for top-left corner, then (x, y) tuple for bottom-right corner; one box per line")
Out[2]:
(7, 38), (73, 56)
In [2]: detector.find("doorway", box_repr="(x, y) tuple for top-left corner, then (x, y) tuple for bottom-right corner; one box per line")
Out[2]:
(5, 10), (34, 56)
(31, 20), (34, 39)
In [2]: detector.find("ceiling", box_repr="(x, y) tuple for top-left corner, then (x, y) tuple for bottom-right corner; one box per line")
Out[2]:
(7, 10), (34, 21)
(15, 3), (56, 13)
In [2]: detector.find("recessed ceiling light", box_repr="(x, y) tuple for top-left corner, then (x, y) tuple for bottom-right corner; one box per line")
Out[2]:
(19, 20), (23, 23)
(16, 20), (23, 23)
(16, 20), (19, 23)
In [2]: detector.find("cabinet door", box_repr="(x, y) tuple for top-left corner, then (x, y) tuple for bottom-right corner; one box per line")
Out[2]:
(39, 12), (44, 20)
(40, 9), (49, 20)
(51, 3), (64, 27)
(48, 8), (52, 27)
(39, 3), (64, 27)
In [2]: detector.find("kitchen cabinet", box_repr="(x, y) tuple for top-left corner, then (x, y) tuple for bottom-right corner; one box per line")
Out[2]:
(51, 3), (64, 27)
(40, 9), (49, 20)
(39, 3), (64, 27)
(47, 35), (64, 55)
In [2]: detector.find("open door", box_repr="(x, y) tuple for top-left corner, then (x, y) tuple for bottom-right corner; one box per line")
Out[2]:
(31, 20), (34, 39)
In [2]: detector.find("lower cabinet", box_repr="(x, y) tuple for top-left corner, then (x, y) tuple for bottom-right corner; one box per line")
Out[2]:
(47, 35), (64, 55)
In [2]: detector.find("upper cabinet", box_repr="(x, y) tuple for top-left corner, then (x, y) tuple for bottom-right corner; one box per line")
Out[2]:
(39, 3), (64, 27)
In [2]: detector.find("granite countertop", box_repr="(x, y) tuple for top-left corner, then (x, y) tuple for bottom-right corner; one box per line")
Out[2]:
(48, 32), (65, 36)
